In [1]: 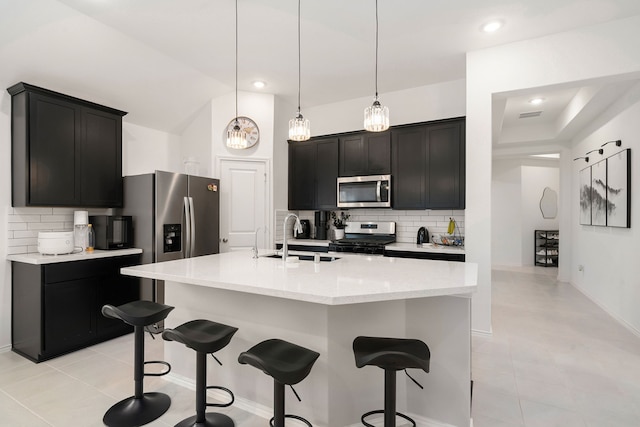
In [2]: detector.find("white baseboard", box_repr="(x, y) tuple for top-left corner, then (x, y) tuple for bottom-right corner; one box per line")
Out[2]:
(165, 372), (272, 421)
(471, 327), (493, 338)
(570, 282), (640, 339)
(0, 344), (11, 354)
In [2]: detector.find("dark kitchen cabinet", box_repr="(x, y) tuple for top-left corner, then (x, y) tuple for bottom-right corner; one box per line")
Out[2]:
(391, 127), (427, 209)
(316, 138), (339, 209)
(11, 254), (140, 362)
(288, 137), (339, 210)
(339, 132), (390, 176)
(425, 120), (465, 209)
(8, 82), (127, 208)
(392, 118), (465, 210)
(288, 141), (317, 210)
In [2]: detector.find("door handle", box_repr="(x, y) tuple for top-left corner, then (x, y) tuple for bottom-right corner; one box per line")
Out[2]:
(188, 197), (196, 256)
(184, 197), (191, 258)
(221, 238), (228, 243)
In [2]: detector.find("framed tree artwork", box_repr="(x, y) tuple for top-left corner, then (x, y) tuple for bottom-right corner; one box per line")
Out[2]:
(591, 160), (607, 226)
(606, 149), (631, 228)
(579, 166), (591, 225)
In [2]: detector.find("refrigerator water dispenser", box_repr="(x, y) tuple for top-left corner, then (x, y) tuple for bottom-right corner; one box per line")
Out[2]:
(164, 224), (182, 252)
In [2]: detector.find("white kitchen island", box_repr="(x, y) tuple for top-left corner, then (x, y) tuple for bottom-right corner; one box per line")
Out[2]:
(121, 251), (477, 427)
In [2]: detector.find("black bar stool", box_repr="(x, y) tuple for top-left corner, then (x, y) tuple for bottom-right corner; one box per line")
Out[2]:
(101, 300), (175, 427)
(162, 319), (239, 427)
(238, 338), (320, 427)
(353, 336), (431, 427)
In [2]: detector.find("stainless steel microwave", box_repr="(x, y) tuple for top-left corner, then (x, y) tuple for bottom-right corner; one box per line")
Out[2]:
(337, 175), (391, 208)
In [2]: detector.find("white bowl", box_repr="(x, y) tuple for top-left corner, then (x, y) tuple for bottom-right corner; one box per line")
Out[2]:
(38, 231), (74, 255)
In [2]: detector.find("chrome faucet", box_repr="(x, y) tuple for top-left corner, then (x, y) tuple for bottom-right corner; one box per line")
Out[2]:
(282, 213), (303, 261)
(252, 227), (261, 259)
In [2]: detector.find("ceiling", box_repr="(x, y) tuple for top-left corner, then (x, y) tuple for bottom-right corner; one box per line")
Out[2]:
(2, 0), (640, 135)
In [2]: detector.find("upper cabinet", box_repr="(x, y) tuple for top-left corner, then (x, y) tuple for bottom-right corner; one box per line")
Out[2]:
(8, 82), (127, 207)
(392, 118), (465, 210)
(339, 131), (390, 177)
(288, 137), (339, 211)
(287, 117), (465, 211)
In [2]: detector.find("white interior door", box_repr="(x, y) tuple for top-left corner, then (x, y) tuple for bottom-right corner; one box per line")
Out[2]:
(218, 158), (269, 252)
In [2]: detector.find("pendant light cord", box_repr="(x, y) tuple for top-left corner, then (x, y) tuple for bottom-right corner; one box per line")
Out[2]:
(374, 0), (379, 99)
(235, 0), (239, 123)
(297, 0), (302, 114)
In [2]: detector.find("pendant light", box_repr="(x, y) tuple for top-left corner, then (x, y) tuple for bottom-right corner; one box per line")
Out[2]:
(227, 0), (248, 149)
(288, 0), (311, 141)
(364, 0), (389, 132)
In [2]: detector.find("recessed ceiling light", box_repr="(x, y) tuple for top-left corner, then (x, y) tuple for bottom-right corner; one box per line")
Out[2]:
(252, 81), (266, 89)
(482, 20), (503, 33)
(529, 97), (545, 105)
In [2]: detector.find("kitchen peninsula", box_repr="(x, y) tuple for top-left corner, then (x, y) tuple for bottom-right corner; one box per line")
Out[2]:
(121, 251), (477, 427)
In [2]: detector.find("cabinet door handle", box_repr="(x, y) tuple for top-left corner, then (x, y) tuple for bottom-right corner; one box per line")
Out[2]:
(221, 238), (228, 243)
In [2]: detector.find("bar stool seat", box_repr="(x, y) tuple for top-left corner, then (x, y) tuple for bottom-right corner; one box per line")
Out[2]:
(102, 300), (175, 427)
(238, 338), (319, 427)
(353, 336), (430, 427)
(163, 319), (238, 427)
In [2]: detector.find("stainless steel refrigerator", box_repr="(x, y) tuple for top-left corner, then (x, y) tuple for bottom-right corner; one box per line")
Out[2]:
(118, 170), (220, 303)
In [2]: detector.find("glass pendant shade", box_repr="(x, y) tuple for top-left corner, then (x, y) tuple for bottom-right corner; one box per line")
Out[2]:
(364, 99), (389, 132)
(227, 123), (247, 149)
(289, 112), (310, 141)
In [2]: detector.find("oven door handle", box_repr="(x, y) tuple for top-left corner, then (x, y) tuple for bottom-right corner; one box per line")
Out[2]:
(376, 181), (382, 202)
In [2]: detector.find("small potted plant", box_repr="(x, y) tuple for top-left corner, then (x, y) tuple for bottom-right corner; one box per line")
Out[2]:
(331, 211), (350, 240)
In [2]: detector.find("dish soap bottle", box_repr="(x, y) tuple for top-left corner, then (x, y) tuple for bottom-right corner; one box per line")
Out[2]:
(86, 224), (95, 252)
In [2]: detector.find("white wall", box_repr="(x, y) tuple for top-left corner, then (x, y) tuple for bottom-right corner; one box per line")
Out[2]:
(305, 79), (466, 136)
(1, 90), (12, 351)
(571, 82), (640, 333)
(180, 101), (213, 177)
(468, 14), (640, 334)
(492, 160), (523, 266)
(122, 122), (182, 176)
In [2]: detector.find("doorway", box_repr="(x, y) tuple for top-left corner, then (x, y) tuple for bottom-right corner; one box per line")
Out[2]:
(217, 157), (271, 252)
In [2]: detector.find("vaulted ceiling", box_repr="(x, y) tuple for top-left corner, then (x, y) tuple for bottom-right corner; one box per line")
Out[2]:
(3, 0), (640, 136)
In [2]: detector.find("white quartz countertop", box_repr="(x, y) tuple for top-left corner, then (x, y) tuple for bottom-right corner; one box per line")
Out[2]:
(276, 240), (465, 254)
(7, 248), (143, 265)
(121, 250), (477, 305)
(385, 242), (466, 255)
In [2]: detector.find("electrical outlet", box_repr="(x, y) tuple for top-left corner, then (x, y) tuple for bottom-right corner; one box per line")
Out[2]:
(578, 265), (584, 272)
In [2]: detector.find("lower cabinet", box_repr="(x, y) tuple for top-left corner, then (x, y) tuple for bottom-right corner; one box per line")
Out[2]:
(11, 254), (141, 362)
(383, 250), (465, 262)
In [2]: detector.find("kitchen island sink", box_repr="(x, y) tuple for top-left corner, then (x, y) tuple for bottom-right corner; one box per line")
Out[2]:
(262, 253), (339, 262)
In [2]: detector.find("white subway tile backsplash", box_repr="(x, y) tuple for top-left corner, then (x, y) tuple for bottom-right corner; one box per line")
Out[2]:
(14, 230), (39, 239)
(8, 238), (38, 247)
(280, 208), (465, 244)
(6, 207), (81, 254)
(12, 207), (53, 215)
(29, 222), (68, 230)
(7, 246), (28, 255)
(42, 215), (73, 223)
(8, 223), (27, 231)
(8, 214), (42, 223)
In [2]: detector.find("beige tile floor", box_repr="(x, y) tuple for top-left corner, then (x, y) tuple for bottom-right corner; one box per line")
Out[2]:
(1, 266), (639, 426)
(472, 266), (640, 427)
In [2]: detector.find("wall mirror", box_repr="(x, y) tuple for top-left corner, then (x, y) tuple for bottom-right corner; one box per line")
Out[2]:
(540, 187), (558, 219)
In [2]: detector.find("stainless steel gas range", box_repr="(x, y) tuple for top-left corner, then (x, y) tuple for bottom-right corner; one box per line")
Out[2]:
(328, 221), (396, 255)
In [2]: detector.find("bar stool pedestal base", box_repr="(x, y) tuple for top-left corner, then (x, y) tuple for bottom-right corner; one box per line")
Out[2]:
(175, 412), (235, 427)
(103, 392), (171, 427)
